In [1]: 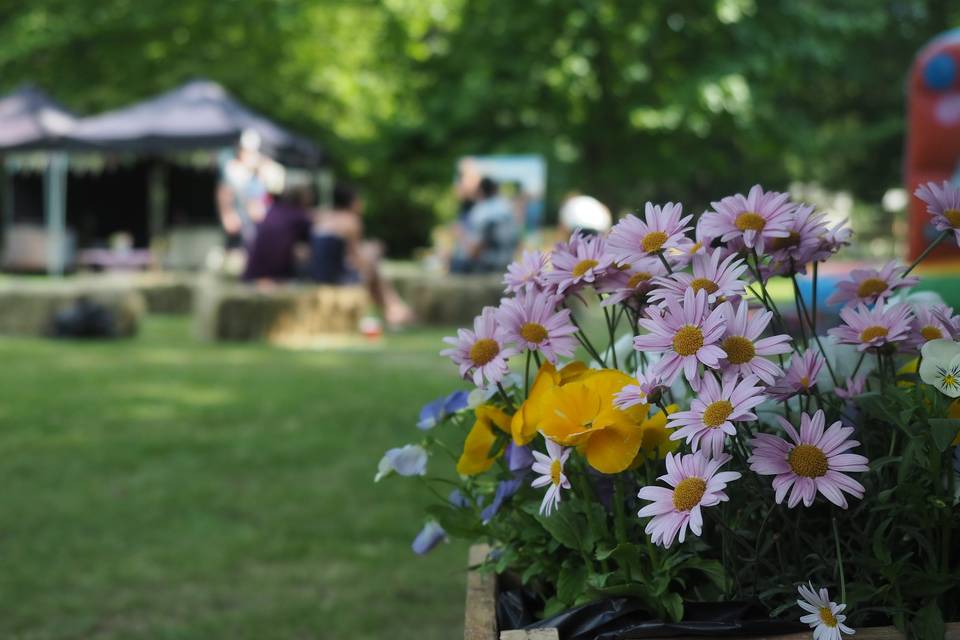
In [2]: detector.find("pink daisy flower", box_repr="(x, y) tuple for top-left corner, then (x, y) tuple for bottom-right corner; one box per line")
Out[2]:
(496, 290), (578, 364)
(441, 307), (517, 387)
(828, 302), (913, 352)
(649, 250), (748, 307)
(825, 260), (919, 307)
(766, 348), (824, 401)
(503, 250), (548, 294)
(700, 184), (797, 254)
(767, 204), (829, 265)
(614, 369), (666, 410)
(596, 256), (667, 307)
(637, 451), (740, 547)
(915, 180), (960, 244)
(634, 288), (727, 385)
(834, 373), (867, 402)
(909, 303), (959, 347)
(531, 438), (571, 516)
(797, 583), (855, 640)
(606, 202), (692, 265)
(748, 410), (869, 508)
(668, 372), (766, 458)
(811, 218), (852, 263)
(670, 222), (729, 269)
(717, 301), (792, 384)
(544, 232), (612, 295)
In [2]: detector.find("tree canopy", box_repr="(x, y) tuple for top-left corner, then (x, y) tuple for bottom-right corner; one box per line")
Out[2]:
(1, 0), (957, 255)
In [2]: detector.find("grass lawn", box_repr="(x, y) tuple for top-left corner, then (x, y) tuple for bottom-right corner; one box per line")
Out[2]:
(0, 317), (468, 639)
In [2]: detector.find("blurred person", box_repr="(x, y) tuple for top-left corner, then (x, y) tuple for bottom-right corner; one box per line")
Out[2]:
(242, 171), (313, 283)
(216, 130), (269, 250)
(308, 183), (413, 328)
(558, 193), (612, 238)
(450, 177), (519, 273)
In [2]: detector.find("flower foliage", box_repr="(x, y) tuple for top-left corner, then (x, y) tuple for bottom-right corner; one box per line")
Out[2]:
(382, 183), (960, 635)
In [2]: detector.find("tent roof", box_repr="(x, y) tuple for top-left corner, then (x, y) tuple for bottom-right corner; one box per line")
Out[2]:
(67, 79), (323, 166)
(0, 85), (77, 151)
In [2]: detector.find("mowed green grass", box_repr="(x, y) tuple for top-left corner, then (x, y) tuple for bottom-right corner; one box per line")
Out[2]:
(0, 318), (467, 639)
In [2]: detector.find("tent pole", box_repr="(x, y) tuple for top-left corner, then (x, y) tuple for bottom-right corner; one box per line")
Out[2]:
(147, 160), (168, 262)
(44, 152), (68, 276)
(1, 157), (13, 251)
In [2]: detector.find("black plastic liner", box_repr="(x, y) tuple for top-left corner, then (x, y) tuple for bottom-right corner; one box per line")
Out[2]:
(498, 589), (808, 640)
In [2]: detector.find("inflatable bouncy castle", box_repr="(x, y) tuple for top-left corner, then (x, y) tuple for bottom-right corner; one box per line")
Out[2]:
(906, 28), (960, 262)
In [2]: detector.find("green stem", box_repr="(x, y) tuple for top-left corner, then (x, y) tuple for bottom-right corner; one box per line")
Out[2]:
(524, 350), (532, 399)
(656, 252), (674, 275)
(613, 476), (632, 581)
(903, 230), (950, 277)
(832, 515), (847, 603)
(496, 382), (515, 411)
(812, 261), (819, 334)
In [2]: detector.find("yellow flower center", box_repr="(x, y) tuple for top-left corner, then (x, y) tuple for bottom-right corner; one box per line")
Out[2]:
(520, 322), (548, 344)
(800, 376), (811, 389)
(690, 277), (720, 294)
(945, 209), (960, 228)
(672, 477), (707, 511)
(642, 231), (669, 253)
(688, 241), (703, 255)
(627, 272), (653, 289)
(819, 607), (838, 627)
(771, 231), (801, 250)
(469, 338), (500, 365)
(572, 259), (598, 278)
(615, 262), (631, 271)
(944, 374), (958, 388)
(550, 459), (563, 486)
(859, 325), (889, 343)
(673, 325), (704, 356)
(722, 335), (756, 364)
(702, 400), (734, 428)
(856, 277), (888, 299)
(735, 212), (766, 232)
(921, 325), (943, 341)
(788, 444), (828, 478)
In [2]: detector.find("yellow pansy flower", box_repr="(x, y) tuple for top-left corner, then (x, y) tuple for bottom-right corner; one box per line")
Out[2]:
(456, 404), (512, 476)
(511, 361), (594, 445)
(539, 369), (652, 474)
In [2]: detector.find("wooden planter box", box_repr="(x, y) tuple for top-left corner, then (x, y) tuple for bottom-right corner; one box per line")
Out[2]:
(464, 545), (960, 640)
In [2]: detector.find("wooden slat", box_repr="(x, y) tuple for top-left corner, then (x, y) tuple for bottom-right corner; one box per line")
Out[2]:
(500, 630), (560, 640)
(465, 558), (960, 640)
(464, 545), (497, 640)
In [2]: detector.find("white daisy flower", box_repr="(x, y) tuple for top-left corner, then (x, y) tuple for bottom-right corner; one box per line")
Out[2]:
(530, 438), (571, 516)
(797, 583), (855, 640)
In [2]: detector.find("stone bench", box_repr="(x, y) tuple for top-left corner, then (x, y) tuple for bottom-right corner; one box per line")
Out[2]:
(193, 277), (369, 342)
(387, 269), (505, 326)
(0, 277), (146, 337)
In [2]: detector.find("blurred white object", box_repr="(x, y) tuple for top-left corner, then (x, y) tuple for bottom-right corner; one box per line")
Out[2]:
(560, 195), (612, 234)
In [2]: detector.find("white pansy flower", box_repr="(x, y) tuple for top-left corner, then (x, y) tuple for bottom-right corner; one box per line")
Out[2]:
(919, 339), (960, 398)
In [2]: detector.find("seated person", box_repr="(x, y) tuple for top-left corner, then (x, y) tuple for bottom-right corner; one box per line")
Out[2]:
(308, 183), (413, 328)
(242, 176), (312, 282)
(450, 177), (519, 274)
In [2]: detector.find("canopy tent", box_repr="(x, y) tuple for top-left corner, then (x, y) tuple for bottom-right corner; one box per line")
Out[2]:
(0, 86), (77, 274)
(65, 79), (323, 166)
(0, 80), (326, 273)
(0, 85), (77, 150)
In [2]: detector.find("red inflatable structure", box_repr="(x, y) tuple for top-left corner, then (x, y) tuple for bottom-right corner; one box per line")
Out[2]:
(906, 28), (960, 261)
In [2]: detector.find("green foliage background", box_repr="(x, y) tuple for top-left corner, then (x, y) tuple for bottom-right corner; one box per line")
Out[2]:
(0, 0), (958, 255)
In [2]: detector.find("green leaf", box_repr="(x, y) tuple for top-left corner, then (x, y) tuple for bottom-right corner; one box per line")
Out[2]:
(523, 503), (585, 552)
(898, 437), (923, 484)
(425, 504), (483, 538)
(678, 557), (727, 591)
(556, 562), (588, 605)
(928, 418), (960, 452)
(911, 600), (945, 640)
(662, 592), (684, 623)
